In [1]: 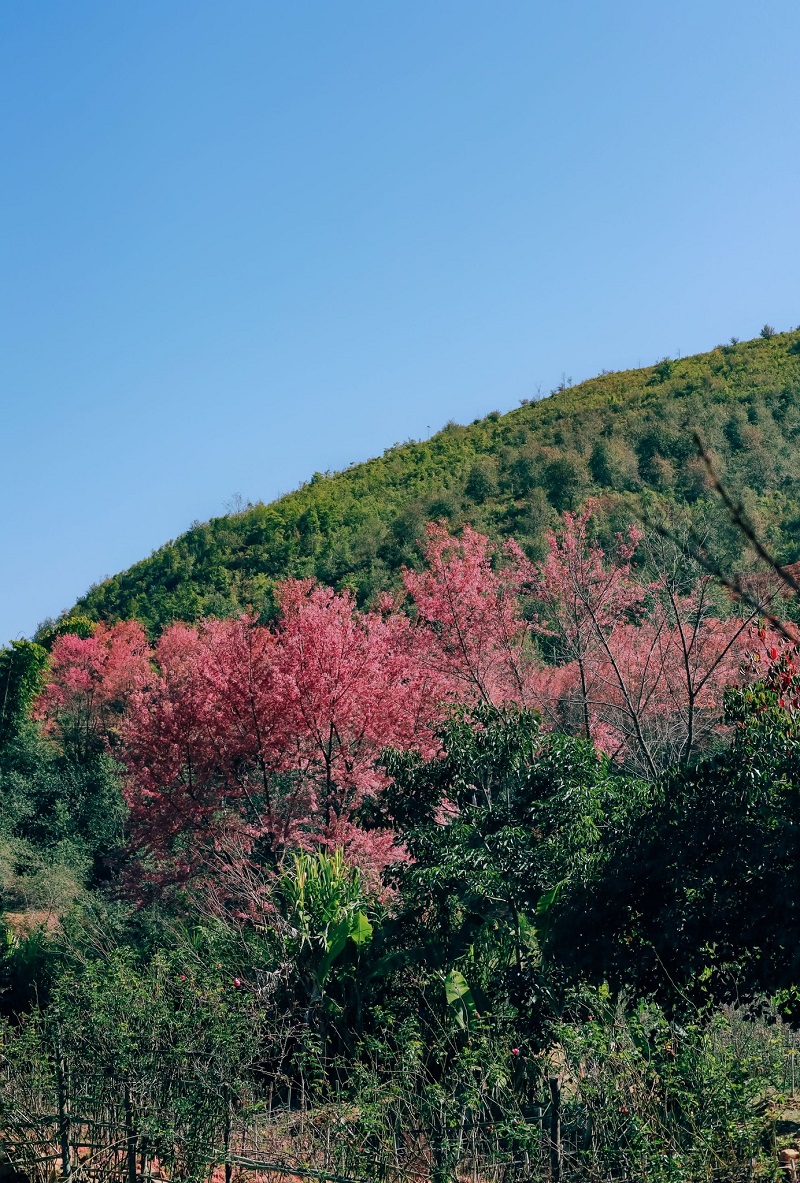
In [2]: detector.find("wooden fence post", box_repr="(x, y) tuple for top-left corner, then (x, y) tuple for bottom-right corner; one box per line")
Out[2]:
(548, 1077), (561, 1183)
(53, 1026), (72, 1183)
(223, 1083), (233, 1183)
(123, 1081), (138, 1183)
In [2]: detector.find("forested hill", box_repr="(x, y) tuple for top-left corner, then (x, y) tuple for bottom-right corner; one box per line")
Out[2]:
(68, 329), (800, 635)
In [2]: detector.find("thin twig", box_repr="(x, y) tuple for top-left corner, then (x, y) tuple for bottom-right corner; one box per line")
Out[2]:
(636, 434), (800, 645)
(693, 431), (800, 597)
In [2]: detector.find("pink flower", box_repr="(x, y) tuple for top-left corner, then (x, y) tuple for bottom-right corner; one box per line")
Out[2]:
(233, 977), (242, 987)
(512, 1047), (520, 1056)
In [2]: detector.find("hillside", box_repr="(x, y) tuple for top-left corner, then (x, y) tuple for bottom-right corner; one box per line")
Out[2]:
(67, 329), (800, 634)
(7, 334), (800, 1183)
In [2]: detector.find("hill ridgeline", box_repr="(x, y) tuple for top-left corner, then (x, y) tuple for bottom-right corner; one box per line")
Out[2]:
(64, 329), (800, 635)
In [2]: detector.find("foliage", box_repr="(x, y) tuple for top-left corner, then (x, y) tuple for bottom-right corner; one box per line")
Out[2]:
(0, 640), (48, 750)
(552, 648), (800, 1000)
(0, 725), (126, 946)
(381, 705), (642, 1058)
(0, 937), (262, 1182)
(275, 848), (374, 1008)
(554, 987), (787, 1181)
(1, 662), (799, 1178)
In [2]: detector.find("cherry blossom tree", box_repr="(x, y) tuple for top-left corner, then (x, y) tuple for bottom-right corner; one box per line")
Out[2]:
(35, 620), (152, 760)
(118, 584), (445, 888)
(120, 616), (290, 886)
(402, 523), (534, 707)
(407, 511), (785, 776)
(521, 507), (646, 745)
(522, 510), (781, 775)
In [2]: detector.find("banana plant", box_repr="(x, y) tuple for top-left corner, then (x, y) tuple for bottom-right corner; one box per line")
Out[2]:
(278, 849), (373, 1002)
(444, 967), (477, 1030)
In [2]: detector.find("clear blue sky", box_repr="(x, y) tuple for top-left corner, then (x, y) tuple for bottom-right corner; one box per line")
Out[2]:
(2, 1), (798, 641)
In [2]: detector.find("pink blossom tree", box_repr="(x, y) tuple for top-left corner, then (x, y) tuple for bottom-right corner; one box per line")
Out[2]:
(522, 509), (781, 775)
(35, 620), (152, 760)
(402, 522), (535, 707)
(521, 506), (646, 747)
(118, 584), (445, 889)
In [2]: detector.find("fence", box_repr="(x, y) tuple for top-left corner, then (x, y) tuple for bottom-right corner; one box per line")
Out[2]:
(2, 1005), (797, 1183)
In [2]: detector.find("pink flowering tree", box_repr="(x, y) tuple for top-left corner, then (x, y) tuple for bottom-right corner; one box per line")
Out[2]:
(523, 509), (782, 775)
(35, 510), (792, 898)
(402, 523), (535, 707)
(409, 511), (787, 777)
(270, 581), (444, 867)
(118, 583), (446, 890)
(35, 620), (152, 760)
(120, 616), (290, 887)
(521, 507), (646, 745)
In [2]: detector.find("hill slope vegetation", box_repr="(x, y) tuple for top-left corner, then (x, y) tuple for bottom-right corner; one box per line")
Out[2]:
(64, 329), (800, 634)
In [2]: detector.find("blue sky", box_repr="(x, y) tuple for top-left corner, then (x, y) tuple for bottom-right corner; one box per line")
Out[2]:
(2, 1), (798, 641)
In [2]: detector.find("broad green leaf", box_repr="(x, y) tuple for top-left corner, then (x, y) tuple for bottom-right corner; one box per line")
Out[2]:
(535, 883), (562, 942)
(444, 968), (477, 1030)
(536, 883), (561, 917)
(317, 917), (350, 986)
(348, 911), (373, 947)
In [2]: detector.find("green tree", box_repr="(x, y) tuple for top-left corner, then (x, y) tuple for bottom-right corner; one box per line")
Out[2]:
(553, 665), (800, 1000)
(543, 453), (589, 511)
(0, 640), (48, 750)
